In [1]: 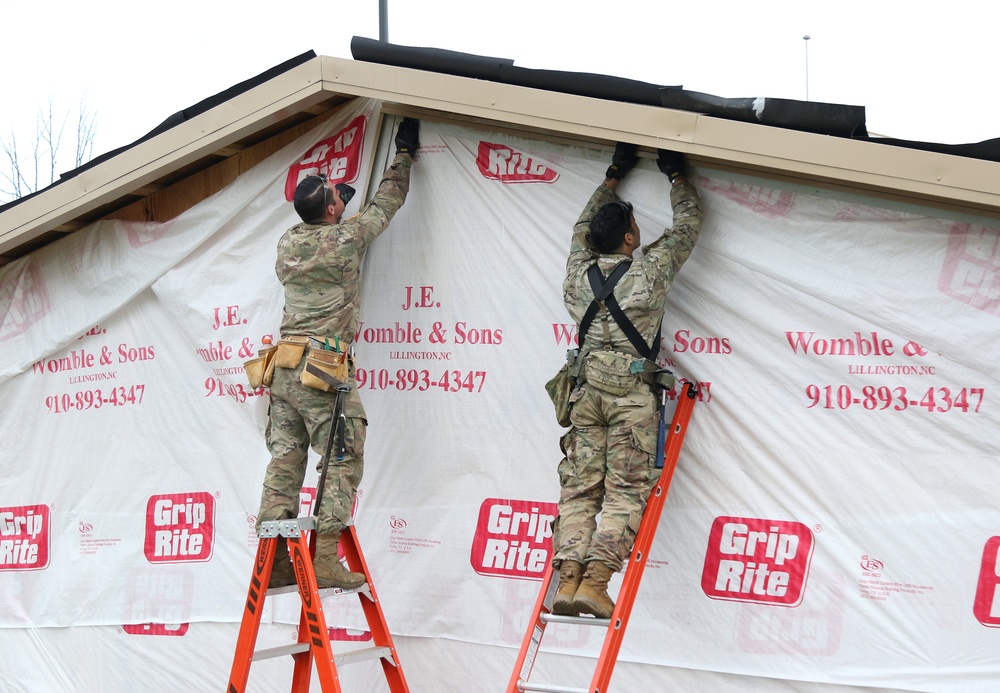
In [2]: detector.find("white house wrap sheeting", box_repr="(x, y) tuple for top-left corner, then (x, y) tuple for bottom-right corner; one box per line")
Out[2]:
(1, 97), (998, 692)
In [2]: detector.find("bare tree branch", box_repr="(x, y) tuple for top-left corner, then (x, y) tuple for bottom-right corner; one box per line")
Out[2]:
(0, 95), (98, 203)
(1, 132), (28, 200)
(38, 95), (67, 189)
(75, 94), (97, 168)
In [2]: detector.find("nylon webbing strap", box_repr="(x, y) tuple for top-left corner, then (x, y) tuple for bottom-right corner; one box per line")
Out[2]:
(579, 261), (631, 349)
(580, 262), (659, 360)
(604, 292), (659, 361)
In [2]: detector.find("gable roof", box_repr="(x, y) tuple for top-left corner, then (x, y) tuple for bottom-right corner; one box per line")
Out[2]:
(4, 42), (1000, 266)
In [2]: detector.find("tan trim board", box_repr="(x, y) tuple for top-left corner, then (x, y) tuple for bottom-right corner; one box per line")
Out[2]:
(318, 56), (1000, 218)
(6, 53), (1000, 259)
(0, 61), (331, 255)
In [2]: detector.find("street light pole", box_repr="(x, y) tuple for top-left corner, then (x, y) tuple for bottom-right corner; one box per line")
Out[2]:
(380, 0), (389, 42)
(803, 35), (811, 101)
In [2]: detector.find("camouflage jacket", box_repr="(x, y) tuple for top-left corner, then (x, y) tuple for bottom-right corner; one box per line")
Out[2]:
(564, 179), (703, 358)
(276, 154), (413, 341)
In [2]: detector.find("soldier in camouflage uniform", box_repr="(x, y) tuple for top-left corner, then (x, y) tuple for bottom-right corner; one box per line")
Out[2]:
(257, 118), (420, 589)
(552, 143), (703, 617)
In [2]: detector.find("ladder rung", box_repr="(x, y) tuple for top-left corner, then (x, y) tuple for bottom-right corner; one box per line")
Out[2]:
(517, 682), (587, 693)
(539, 613), (611, 628)
(265, 584), (300, 597)
(266, 582), (369, 598)
(320, 583), (369, 598)
(334, 646), (393, 667)
(252, 643), (309, 661)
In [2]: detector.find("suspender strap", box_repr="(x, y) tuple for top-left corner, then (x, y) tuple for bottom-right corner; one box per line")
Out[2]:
(604, 293), (654, 359)
(579, 261), (632, 349)
(579, 262), (659, 360)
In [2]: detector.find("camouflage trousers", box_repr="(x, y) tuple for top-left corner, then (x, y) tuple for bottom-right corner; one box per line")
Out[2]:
(552, 378), (660, 572)
(257, 357), (367, 536)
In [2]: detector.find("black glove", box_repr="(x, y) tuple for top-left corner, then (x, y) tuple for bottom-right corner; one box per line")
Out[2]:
(334, 183), (356, 205)
(656, 149), (686, 183)
(395, 117), (420, 156)
(605, 142), (638, 180)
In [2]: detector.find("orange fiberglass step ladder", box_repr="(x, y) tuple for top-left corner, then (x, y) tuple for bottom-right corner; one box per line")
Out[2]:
(506, 381), (699, 693)
(226, 518), (408, 693)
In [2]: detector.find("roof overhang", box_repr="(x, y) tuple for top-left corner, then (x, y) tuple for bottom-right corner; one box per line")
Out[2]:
(4, 54), (1000, 260)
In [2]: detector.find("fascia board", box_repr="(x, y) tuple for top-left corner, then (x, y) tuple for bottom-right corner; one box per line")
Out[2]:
(7, 54), (1000, 259)
(319, 56), (1000, 220)
(690, 116), (1000, 214)
(0, 59), (331, 256)
(318, 56), (700, 147)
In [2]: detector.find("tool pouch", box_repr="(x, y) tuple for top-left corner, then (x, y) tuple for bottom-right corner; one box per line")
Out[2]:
(584, 350), (637, 396)
(243, 345), (278, 389)
(274, 336), (310, 369)
(632, 358), (675, 392)
(300, 347), (350, 392)
(544, 356), (574, 428)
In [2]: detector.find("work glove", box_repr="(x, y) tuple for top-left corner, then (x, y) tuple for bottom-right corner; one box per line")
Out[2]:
(656, 149), (686, 183)
(395, 117), (420, 156)
(335, 183), (356, 206)
(605, 142), (638, 180)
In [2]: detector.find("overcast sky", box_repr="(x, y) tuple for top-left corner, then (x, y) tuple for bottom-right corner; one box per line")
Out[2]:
(2, 0), (998, 190)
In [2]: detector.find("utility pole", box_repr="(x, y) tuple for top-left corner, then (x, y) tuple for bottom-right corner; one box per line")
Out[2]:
(380, 0), (388, 42)
(803, 35), (811, 101)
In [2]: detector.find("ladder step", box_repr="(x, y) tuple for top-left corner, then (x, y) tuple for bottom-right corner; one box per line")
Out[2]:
(266, 582), (369, 598)
(334, 645), (394, 667)
(540, 613), (611, 628)
(252, 643), (310, 661)
(517, 683), (587, 693)
(251, 642), (392, 666)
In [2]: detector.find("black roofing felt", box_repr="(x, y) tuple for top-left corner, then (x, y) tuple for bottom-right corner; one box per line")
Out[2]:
(352, 36), (867, 137)
(351, 36), (1000, 161)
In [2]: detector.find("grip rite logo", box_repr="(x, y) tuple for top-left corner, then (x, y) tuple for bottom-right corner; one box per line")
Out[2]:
(0, 504), (50, 570)
(0, 261), (50, 343)
(701, 516), (814, 607)
(697, 178), (794, 219)
(973, 536), (1000, 627)
(940, 222), (1000, 317)
(122, 623), (190, 636)
(123, 567), (193, 635)
(470, 498), (557, 580)
(284, 115), (367, 201)
(143, 493), (215, 563)
(476, 142), (559, 184)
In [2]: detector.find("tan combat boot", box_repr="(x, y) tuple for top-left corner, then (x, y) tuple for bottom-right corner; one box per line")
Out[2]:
(269, 537), (297, 589)
(551, 560), (584, 616)
(313, 534), (366, 589)
(571, 561), (616, 618)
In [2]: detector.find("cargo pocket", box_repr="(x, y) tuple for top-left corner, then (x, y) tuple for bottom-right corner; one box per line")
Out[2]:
(618, 413), (659, 490)
(629, 419), (658, 458)
(625, 510), (643, 545)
